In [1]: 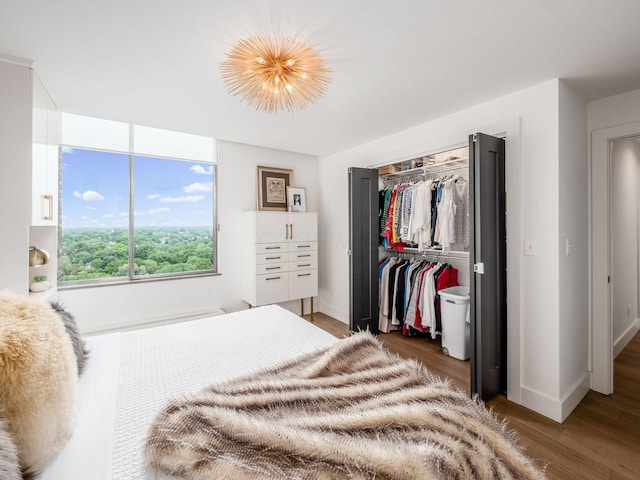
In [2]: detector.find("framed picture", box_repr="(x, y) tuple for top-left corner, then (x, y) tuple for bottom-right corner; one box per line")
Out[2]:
(257, 166), (293, 211)
(287, 186), (307, 212)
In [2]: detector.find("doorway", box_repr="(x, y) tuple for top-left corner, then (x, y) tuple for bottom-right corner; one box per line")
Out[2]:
(611, 137), (640, 358)
(591, 123), (640, 394)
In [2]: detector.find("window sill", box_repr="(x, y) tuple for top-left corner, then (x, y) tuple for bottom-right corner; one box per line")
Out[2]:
(58, 271), (221, 291)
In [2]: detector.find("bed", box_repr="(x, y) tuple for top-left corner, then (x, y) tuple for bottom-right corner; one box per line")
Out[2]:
(1, 295), (544, 479)
(38, 305), (340, 480)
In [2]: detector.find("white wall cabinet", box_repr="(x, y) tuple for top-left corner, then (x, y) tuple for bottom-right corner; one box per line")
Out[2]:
(244, 212), (318, 308)
(0, 60), (59, 295)
(31, 72), (60, 226)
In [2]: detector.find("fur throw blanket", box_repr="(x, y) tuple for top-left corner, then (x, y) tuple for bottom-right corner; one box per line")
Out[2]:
(145, 332), (545, 480)
(0, 291), (77, 474)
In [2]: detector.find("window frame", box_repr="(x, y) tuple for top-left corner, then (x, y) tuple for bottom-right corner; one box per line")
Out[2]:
(58, 145), (219, 289)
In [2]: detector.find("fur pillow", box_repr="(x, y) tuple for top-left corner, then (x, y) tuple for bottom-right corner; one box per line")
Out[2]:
(0, 291), (78, 473)
(0, 416), (20, 480)
(49, 301), (89, 375)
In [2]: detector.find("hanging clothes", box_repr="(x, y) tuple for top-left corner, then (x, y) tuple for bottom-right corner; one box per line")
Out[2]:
(380, 172), (468, 252)
(453, 176), (470, 250)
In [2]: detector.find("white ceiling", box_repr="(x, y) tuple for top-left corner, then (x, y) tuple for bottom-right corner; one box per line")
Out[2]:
(1, 0), (640, 157)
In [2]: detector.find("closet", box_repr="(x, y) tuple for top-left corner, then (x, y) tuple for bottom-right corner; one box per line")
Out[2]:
(348, 133), (506, 401)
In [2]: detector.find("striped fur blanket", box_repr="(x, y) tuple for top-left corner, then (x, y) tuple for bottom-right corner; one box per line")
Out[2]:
(145, 332), (545, 479)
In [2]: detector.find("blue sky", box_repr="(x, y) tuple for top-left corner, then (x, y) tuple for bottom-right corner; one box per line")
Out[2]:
(61, 148), (214, 228)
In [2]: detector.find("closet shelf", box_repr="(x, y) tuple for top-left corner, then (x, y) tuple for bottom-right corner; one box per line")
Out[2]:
(381, 157), (469, 178)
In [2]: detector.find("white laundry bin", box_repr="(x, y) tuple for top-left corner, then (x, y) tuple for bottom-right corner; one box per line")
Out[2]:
(439, 286), (470, 361)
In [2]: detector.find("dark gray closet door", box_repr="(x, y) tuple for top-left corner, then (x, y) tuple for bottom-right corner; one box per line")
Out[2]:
(469, 132), (507, 401)
(348, 167), (379, 333)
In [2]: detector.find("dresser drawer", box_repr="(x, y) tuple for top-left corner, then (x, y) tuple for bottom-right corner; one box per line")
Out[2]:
(290, 241), (316, 252)
(255, 243), (288, 254)
(257, 252), (287, 264)
(288, 250), (317, 262)
(256, 262), (287, 275)
(288, 270), (318, 299)
(254, 273), (288, 305)
(289, 260), (317, 271)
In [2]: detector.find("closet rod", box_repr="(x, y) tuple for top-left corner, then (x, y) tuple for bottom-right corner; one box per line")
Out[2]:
(382, 247), (469, 261)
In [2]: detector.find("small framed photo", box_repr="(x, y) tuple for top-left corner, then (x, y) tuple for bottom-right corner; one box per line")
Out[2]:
(287, 186), (307, 212)
(257, 166), (293, 211)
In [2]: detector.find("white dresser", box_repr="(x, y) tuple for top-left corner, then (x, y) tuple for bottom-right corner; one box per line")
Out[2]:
(243, 212), (318, 311)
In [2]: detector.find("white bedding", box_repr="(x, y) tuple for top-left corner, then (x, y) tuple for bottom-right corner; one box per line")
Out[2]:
(39, 305), (339, 480)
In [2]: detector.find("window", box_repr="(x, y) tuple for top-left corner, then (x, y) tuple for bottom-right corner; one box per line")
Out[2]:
(59, 114), (217, 285)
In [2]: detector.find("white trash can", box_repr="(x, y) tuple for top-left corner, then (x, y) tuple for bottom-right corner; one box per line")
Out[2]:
(439, 286), (470, 360)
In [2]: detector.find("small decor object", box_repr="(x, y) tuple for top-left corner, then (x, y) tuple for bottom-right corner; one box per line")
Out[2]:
(28, 246), (49, 267)
(257, 166), (293, 211)
(30, 275), (49, 293)
(220, 36), (331, 113)
(287, 186), (307, 212)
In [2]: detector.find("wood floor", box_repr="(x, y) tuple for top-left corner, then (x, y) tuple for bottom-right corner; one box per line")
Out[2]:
(303, 312), (640, 480)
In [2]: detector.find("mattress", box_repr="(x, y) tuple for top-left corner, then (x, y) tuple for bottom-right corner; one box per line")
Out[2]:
(39, 305), (339, 480)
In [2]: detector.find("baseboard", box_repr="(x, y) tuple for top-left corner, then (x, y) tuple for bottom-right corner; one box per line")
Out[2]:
(520, 387), (563, 423)
(613, 318), (640, 358)
(317, 301), (348, 324)
(560, 373), (590, 422)
(520, 372), (590, 423)
(84, 308), (225, 335)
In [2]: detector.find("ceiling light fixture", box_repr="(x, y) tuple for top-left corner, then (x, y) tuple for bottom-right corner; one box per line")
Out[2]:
(220, 36), (331, 113)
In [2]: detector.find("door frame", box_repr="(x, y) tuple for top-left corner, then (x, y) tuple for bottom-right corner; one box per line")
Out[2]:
(365, 117), (523, 404)
(590, 121), (640, 394)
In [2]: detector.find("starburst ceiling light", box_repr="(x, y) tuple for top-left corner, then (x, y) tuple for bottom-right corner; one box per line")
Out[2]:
(220, 36), (331, 113)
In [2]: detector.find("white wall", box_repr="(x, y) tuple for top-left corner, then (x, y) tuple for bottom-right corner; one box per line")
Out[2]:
(611, 139), (640, 355)
(558, 81), (590, 418)
(0, 60), (31, 296)
(318, 79), (591, 421)
(58, 140), (319, 333)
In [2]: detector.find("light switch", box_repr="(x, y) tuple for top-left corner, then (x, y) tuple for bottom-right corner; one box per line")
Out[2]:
(524, 240), (537, 256)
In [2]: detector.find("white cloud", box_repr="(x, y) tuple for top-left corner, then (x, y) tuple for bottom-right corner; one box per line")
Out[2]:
(190, 165), (214, 175)
(119, 212), (128, 217)
(74, 190), (105, 201)
(103, 214), (115, 218)
(160, 195), (204, 203)
(115, 195), (123, 201)
(61, 146), (74, 154)
(147, 193), (161, 200)
(86, 206), (97, 211)
(183, 182), (213, 193)
(132, 207), (171, 216)
(146, 207), (170, 215)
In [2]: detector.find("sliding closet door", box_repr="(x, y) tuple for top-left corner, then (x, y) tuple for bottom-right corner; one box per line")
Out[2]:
(348, 167), (379, 333)
(469, 133), (507, 401)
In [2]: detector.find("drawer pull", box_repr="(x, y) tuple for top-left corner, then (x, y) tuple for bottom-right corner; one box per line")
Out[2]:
(265, 256), (281, 260)
(297, 273), (311, 277)
(266, 276), (281, 281)
(297, 254), (311, 258)
(297, 244), (311, 248)
(297, 263), (311, 267)
(266, 266), (281, 270)
(265, 246), (281, 250)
